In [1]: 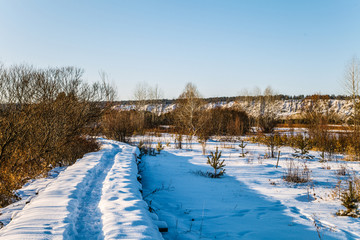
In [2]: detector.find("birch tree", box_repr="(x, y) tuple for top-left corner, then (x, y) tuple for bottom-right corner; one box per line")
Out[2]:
(344, 56), (360, 130)
(175, 83), (205, 148)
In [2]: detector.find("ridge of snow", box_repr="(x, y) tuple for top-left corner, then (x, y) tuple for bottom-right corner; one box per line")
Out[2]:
(99, 142), (163, 240)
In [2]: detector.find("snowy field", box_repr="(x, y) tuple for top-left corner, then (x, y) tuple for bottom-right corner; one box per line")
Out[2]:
(1, 135), (360, 239)
(135, 134), (360, 240)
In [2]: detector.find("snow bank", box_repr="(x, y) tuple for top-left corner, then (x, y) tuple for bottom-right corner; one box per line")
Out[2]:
(99, 142), (163, 240)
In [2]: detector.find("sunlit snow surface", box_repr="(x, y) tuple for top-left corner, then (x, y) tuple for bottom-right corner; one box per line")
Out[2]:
(136, 134), (360, 240)
(0, 139), (162, 240)
(1, 135), (360, 239)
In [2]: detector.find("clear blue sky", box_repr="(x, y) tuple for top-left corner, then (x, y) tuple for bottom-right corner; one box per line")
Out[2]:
(0, 0), (359, 100)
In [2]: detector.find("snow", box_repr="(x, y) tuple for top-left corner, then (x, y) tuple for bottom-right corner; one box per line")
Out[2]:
(1, 134), (359, 239)
(0, 139), (162, 240)
(135, 134), (360, 239)
(99, 142), (162, 239)
(0, 166), (66, 228)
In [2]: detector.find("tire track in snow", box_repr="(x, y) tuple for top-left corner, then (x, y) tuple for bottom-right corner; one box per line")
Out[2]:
(72, 143), (121, 240)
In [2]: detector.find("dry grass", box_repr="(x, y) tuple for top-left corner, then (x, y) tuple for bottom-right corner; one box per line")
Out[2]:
(283, 160), (311, 183)
(336, 164), (349, 176)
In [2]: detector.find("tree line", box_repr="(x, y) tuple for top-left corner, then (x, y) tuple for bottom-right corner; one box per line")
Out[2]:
(102, 56), (360, 162)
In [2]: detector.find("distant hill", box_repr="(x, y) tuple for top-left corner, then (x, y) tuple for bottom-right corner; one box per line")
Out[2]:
(112, 95), (354, 121)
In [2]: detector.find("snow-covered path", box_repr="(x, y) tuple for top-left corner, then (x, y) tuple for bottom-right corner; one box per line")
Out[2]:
(0, 139), (162, 240)
(72, 144), (120, 239)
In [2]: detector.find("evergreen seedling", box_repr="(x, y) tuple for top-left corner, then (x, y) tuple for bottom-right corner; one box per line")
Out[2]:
(292, 134), (313, 159)
(239, 140), (248, 157)
(207, 147), (225, 178)
(337, 181), (360, 218)
(156, 142), (164, 154)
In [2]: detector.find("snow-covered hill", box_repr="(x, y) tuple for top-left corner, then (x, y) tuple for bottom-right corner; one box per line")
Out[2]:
(113, 99), (354, 120)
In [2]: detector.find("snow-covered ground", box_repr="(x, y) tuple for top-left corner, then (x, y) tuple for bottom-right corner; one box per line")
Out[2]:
(135, 134), (360, 239)
(1, 135), (359, 239)
(0, 139), (162, 240)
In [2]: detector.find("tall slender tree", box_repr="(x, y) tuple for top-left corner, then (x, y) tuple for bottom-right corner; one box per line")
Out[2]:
(175, 83), (205, 148)
(344, 56), (360, 131)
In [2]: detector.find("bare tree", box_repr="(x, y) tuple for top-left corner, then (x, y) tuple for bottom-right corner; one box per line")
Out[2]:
(133, 82), (149, 132)
(133, 82), (149, 111)
(258, 86), (278, 133)
(344, 56), (360, 131)
(148, 84), (163, 102)
(197, 110), (212, 155)
(344, 57), (360, 160)
(302, 94), (340, 160)
(148, 84), (163, 123)
(174, 83), (205, 148)
(252, 86), (262, 97)
(99, 70), (117, 102)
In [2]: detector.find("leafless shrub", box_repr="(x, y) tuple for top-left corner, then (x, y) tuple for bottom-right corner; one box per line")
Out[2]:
(283, 160), (311, 183)
(320, 163), (331, 170)
(269, 179), (277, 186)
(0, 64), (115, 207)
(330, 180), (343, 200)
(336, 164), (349, 176)
(245, 152), (254, 164)
(102, 110), (137, 142)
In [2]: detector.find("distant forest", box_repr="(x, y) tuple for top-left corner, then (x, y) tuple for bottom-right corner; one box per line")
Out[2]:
(113, 94), (351, 106)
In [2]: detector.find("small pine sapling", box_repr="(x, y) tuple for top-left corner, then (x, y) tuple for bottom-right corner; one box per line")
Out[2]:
(175, 134), (182, 149)
(319, 152), (326, 162)
(156, 142), (164, 154)
(336, 181), (360, 218)
(207, 147), (225, 178)
(261, 133), (282, 158)
(292, 134), (313, 159)
(239, 140), (248, 157)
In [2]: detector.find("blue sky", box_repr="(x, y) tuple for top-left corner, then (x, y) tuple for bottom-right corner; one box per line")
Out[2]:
(0, 0), (359, 100)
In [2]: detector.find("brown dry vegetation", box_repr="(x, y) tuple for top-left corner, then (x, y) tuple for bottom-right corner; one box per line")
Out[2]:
(0, 64), (114, 207)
